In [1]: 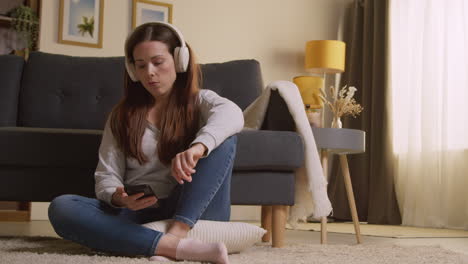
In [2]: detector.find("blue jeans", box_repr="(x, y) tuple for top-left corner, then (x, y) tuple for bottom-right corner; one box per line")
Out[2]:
(48, 135), (237, 257)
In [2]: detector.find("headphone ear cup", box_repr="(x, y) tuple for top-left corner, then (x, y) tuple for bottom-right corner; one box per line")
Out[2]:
(179, 46), (190, 72)
(125, 60), (138, 82)
(174, 46), (189, 73)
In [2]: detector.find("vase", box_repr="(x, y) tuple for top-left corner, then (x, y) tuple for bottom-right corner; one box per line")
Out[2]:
(331, 116), (342, 128)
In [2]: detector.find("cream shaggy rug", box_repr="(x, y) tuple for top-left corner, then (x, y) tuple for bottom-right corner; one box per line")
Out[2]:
(1, 236), (467, 264)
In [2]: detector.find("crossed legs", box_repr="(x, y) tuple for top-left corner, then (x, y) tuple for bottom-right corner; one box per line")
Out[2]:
(48, 136), (237, 263)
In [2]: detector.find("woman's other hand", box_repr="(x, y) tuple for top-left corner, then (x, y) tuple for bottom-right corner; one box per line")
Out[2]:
(111, 187), (157, 210)
(171, 143), (207, 184)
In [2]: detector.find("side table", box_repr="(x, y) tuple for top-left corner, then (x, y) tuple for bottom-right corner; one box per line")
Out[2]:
(311, 127), (366, 244)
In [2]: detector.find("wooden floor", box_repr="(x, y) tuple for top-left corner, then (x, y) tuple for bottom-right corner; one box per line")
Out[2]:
(0, 220), (467, 255)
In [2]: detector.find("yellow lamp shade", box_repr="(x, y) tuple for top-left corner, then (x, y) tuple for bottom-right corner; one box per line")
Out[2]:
(293, 76), (324, 109)
(305, 40), (345, 74)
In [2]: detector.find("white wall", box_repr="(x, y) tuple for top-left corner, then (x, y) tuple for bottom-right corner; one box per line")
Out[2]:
(33, 0), (352, 221)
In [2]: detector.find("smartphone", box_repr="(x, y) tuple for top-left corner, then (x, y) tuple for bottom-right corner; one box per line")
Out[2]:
(124, 184), (156, 199)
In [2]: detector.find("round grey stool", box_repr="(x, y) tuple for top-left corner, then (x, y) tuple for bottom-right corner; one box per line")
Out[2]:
(311, 127), (366, 244)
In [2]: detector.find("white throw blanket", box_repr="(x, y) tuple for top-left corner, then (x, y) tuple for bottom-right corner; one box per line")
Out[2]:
(243, 81), (332, 226)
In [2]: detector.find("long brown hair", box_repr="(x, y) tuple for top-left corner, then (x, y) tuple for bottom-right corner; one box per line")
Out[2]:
(110, 23), (201, 165)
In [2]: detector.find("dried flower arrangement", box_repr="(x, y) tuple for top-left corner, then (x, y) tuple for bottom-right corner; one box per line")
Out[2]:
(319, 85), (363, 128)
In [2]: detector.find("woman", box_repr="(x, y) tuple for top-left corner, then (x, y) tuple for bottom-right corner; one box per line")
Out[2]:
(48, 22), (244, 264)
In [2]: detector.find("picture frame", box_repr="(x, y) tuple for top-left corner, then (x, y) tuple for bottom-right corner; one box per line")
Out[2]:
(132, 0), (173, 29)
(58, 0), (104, 48)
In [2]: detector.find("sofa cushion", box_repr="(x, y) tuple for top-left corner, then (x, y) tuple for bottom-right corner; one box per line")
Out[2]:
(0, 128), (303, 172)
(18, 52), (125, 130)
(0, 127), (101, 168)
(0, 55), (24, 127)
(235, 130), (304, 171)
(231, 171), (295, 205)
(0, 167), (96, 202)
(200, 60), (263, 110)
(17, 52), (262, 130)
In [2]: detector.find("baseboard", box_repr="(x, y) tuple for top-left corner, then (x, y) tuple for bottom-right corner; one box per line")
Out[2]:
(31, 202), (49, 220)
(230, 205), (260, 221)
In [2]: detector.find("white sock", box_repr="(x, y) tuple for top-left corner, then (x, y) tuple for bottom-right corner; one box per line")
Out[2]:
(175, 238), (229, 264)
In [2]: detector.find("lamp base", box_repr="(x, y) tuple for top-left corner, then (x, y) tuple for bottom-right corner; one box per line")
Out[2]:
(306, 108), (322, 127)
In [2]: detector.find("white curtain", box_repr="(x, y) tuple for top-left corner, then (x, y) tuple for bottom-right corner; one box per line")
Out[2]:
(390, 0), (468, 230)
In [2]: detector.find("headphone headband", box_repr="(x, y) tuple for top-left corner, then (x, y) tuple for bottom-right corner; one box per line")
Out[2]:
(125, 22), (190, 82)
(153, 22), (187, 49)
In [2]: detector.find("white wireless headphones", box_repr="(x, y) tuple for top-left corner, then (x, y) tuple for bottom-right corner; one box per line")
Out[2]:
(125, 22), (190, 82)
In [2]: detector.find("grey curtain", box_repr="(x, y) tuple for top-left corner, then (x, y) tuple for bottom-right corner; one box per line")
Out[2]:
(327, 0), (401, 225)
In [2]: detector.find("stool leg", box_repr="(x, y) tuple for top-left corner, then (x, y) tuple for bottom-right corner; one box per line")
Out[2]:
(321, 149), (329, 181)
(261, 205), (272, 242)
(272, 205), (287, 248)
(339, 154), (362, 244)
(320, 149), (329, 244)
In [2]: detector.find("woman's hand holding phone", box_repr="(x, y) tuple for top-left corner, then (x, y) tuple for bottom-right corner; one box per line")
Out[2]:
(111, 186), (157, 210)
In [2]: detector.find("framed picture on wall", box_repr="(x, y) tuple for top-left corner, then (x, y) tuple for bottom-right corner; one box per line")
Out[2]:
(58, 0), (104, 48)
(132, 0), (173, 29)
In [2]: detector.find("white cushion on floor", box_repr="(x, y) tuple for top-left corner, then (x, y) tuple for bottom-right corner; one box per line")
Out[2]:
(142, 220), (266, 253)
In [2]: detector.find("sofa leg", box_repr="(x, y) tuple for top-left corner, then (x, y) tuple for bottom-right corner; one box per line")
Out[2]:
(261, 205), (272, 242)
(272, 205), (287, 248)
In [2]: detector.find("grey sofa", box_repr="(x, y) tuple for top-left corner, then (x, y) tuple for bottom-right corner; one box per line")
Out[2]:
(0, 52), (304, 247)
